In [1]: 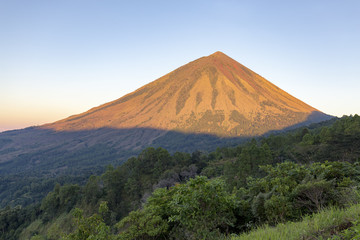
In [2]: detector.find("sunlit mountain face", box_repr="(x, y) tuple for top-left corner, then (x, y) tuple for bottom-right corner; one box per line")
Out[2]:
(0, 52), (332, 180)
(44, 51), (330, 137)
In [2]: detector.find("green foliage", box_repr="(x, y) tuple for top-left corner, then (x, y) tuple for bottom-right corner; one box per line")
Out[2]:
(83, 175), (103, 207)
(99, 147), (206, 223)
(264, 195), (293, 224)
(330, 219), (360, 239)
(3, 115), (360, 239)
(63, 202), (115, 240)
(116, 206), (169, 240)
(224, 140), (272, 190)
(168, 177), (237, 239)
(118, 176), (239, 240)
(41, 184), (81, 222)
(30, 235), (46, 240)
(0, 174), (89, 208)
(245, 161), (360, 225)
(0, 204), (41, 240)
(232, 204), (360, 240)
(293, 179), (335, 212)
(301, 133), (314, 145)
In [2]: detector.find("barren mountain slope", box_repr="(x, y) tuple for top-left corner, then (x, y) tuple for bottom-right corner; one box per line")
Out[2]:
(46, 51), (327, 137)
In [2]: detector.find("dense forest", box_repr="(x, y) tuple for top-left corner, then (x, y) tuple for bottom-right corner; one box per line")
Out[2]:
(1, 115), (360, 239)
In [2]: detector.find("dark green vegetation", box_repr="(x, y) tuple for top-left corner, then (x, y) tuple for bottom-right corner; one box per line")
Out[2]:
(1, 115), (360, 239)
(0, 127), (248, 208)
(233, 205), (360, 239)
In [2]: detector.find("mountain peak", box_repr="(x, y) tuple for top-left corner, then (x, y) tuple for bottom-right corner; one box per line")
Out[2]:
(209, 51), (227, 57)
(202, 51), (234, 64)
(46, 52), (330, 137)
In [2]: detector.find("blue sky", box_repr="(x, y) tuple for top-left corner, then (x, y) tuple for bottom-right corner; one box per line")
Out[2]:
(1, 0), (359, 132)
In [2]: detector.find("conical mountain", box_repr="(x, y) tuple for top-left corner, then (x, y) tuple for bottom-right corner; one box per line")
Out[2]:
(46, 51), (330, 137)
(0, 51), (333, 195)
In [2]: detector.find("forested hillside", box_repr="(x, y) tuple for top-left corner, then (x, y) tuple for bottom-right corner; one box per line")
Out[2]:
(1, 115), (360, 240)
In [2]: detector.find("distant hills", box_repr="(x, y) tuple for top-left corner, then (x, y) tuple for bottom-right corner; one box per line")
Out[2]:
(0, 52), (332, 177)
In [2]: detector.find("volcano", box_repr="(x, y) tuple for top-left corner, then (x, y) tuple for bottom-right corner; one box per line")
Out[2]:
(0, 51), (332, 177)
(45, 51), (330, 137)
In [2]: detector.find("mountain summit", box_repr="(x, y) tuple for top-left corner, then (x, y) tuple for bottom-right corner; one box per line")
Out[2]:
(46, 51), (330, 137)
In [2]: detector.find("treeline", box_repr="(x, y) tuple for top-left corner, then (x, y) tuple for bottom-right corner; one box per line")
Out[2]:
(0, 174), (95, 208)
(1, 115), (360, 239)
(117, 161), (360, 239)
(0, 143), (123, 209)
(41, 148), (206, 225)
(1, 148), (207, 240)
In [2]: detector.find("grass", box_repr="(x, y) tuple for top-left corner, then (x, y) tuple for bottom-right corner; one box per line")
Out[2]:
(230, 204), (360, 240)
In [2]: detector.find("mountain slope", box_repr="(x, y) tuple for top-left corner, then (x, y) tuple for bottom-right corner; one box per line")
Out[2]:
(45, 51), (329, 137)
(0, 51), (332, 173)
(0, 51), (334, 208)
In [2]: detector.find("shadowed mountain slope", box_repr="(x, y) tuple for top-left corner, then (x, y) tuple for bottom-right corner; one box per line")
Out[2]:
(0, 51), (334, 207)
(0, 52), (332, 175)
(45, 51), (330, 137)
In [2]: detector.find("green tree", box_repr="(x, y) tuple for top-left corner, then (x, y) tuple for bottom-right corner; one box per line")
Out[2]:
(168, 176), (237, 239)
(118, 176), (239, 240)
(63, 202), (114, 240)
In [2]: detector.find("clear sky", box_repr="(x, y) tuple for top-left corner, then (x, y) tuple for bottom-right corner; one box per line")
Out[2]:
(1, 0), (359, 132)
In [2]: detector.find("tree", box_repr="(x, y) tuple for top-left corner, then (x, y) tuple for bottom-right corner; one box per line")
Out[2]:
(293, 180), (334, 212)
(118, 176), (240, 240)
(63, 202), (114, 240)
(168, 176), (237, 239)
